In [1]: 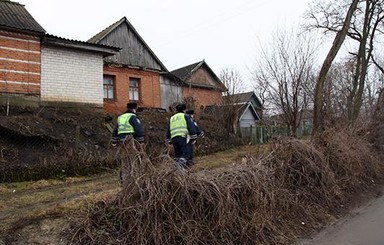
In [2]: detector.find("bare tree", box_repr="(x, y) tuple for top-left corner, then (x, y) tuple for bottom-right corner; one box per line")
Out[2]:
(319, 56), (384, 128)
(362, 65), (384, 117)
(306, 0), (383, 130)
(252, 29), (316, 137)
(220, 67), (245, 97)
(218, 67), (246, 134)
(322, 59), (356, 123)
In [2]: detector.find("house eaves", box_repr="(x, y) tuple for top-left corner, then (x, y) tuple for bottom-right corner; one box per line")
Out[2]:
(160, 72), (185, 86)
(188, 83), (221, 90)
(0, 0), (45, 35)
(42, 34), (120, 57)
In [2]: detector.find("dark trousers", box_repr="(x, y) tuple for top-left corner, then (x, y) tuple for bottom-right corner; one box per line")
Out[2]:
(172, 136), (189, 167)
(186, 141), (194, 165)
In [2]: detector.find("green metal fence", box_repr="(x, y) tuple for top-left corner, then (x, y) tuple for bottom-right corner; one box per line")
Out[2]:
(250, 125), (312, 144)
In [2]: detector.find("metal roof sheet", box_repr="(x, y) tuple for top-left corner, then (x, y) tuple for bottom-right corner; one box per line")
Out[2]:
(0, 0), (45, 34)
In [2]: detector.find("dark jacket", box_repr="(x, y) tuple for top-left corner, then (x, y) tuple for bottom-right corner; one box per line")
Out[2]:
(192, 120), (203, 136)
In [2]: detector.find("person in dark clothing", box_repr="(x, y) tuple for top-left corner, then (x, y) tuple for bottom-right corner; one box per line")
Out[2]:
(166, 103), (197, 168)
(185, 109), (203, 166)
(111, 102), (144, 145)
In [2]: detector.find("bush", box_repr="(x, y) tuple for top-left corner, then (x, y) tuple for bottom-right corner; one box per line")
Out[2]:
(71, 127), (383, 245)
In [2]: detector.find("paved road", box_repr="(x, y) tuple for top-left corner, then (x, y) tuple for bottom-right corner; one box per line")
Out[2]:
(296, 190), (384, 245)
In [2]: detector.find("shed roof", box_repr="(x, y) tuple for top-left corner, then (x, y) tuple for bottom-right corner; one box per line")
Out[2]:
(224, 91), (254, 103)
(0, 0), (45, 34)
(223, 91), (263, 108)
(204, 102), (261, 121)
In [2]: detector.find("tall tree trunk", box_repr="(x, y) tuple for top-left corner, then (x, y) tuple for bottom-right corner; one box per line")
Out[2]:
(312, 0), (360, 135)
(351, 0), (379, 121)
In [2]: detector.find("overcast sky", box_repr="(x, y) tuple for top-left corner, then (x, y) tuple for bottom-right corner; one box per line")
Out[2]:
(23, 0), (313, 88)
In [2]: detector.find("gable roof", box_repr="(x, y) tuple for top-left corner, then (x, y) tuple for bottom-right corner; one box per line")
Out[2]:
(88, 17), (123, 44)
(238, 102), (261, 121)
(171, 60), (226, 91)
(223, 91), (263, 108)
(171, 61), (202, 81)
(88, 17), (168, 72)
(224, 91), (254, 103)
(204, 102), (261, 121)
(0, 0), (45, 34)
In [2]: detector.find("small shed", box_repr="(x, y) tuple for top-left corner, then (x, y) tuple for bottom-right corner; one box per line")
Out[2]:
(223, 91), (263, 137)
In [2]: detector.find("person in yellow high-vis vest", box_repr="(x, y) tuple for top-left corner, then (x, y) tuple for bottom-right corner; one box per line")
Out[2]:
(166, 103), (197, 168)
(111, 102), (144, 145)
(111, 102), (144, 184)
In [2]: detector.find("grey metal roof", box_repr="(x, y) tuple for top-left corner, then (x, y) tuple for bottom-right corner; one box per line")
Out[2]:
(0, 0), (45, 34)
(171, 61), (202, 81)
(42, 34), (120, 57)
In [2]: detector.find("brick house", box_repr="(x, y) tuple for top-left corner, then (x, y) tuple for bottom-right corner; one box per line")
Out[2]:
(0, 0), (119, 108)
(88, 17), (169, 114)
(171, 60), (227, 109)
(0, 0), (45, 100)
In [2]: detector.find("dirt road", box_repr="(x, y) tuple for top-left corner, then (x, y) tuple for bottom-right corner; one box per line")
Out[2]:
(296, 187), (384, 245)
(0, 172), (120, 235)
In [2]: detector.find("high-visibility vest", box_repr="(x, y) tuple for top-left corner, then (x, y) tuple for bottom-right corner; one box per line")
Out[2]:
(117, 113), (135, 135)
(170, 113), (188, 138)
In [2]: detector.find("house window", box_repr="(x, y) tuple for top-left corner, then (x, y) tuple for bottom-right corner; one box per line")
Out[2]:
(129, 78), (140, 101)
(103, 75), (114, 100)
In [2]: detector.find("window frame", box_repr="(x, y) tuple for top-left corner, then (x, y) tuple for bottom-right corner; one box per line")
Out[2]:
(103, 75), (115, 100)
(129, 77), (140, 102)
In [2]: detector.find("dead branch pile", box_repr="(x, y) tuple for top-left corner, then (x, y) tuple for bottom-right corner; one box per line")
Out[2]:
(72, 127), (383, 245)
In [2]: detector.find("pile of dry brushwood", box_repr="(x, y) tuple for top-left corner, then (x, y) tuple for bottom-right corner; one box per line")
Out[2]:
(72, 127), (383, 245)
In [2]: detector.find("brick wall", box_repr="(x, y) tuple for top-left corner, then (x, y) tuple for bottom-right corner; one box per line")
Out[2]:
(103, 66), (161, 114)
(41, 46), (103, 106)
(183, 87), (223, 109)
(0, 30), (41, 95)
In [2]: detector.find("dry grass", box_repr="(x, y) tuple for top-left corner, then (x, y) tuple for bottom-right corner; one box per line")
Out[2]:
(71, 127), (383, 245)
